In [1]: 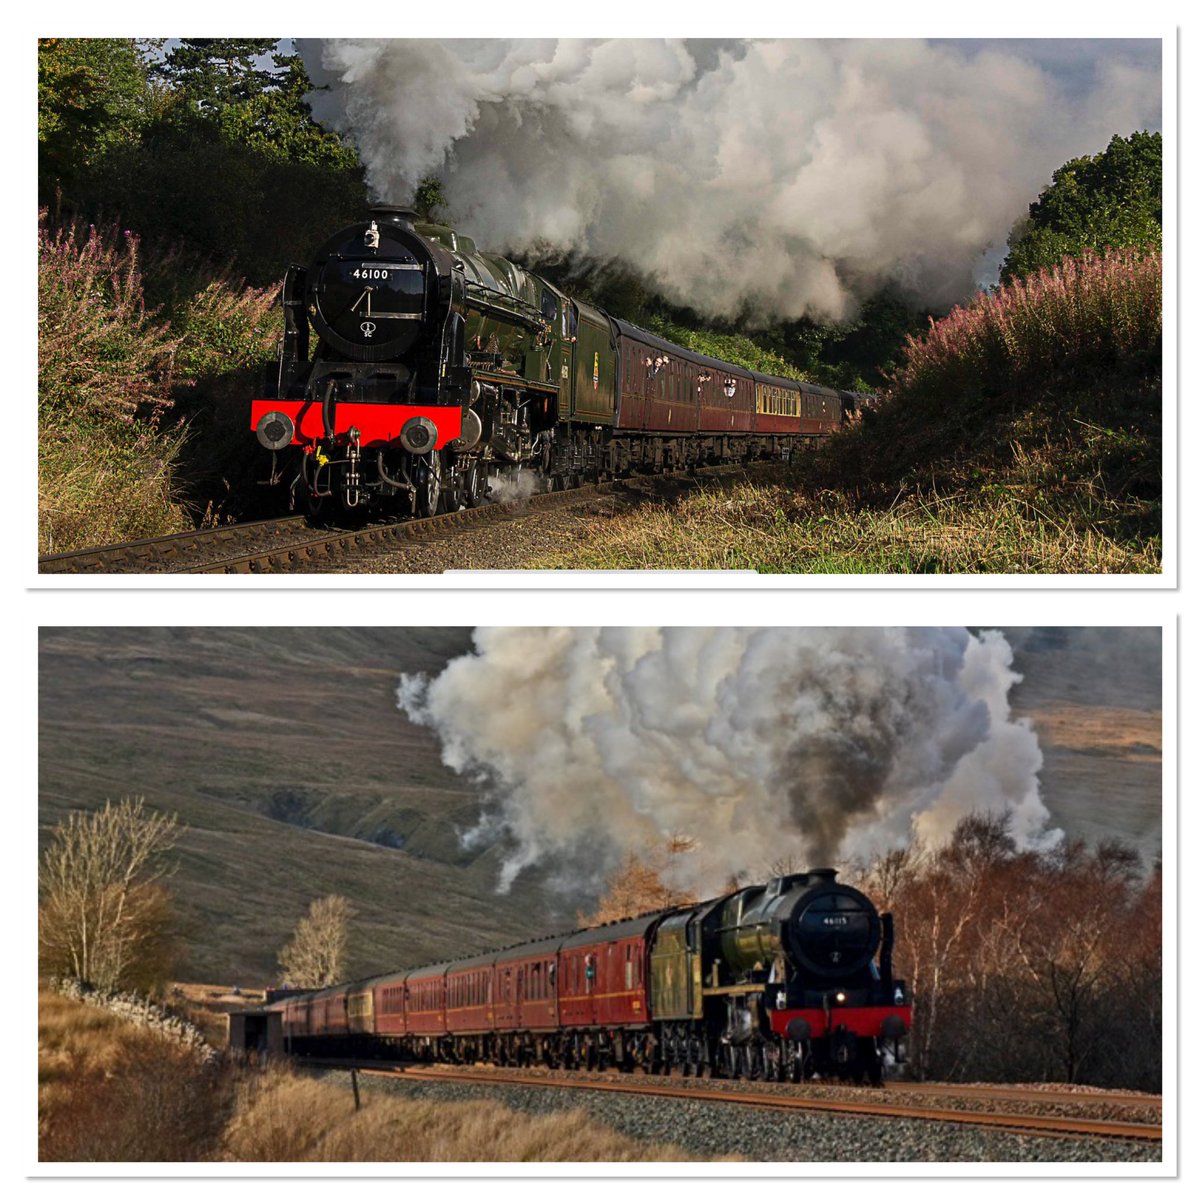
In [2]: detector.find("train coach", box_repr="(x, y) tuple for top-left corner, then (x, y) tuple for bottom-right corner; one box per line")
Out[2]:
(239, 869), (910, 1085)
(249, 206), (866, 518)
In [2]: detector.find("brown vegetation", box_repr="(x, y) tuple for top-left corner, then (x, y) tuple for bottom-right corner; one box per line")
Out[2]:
(220, 1068), (698, 1162)
(852, 813), (1161, 1091)
(37, 988), (692, 1162)
(277, 894), (352, 988)
(579, 835), (698, 925)
(38, 798), (181, 994)
(38, 987), (231, 1161)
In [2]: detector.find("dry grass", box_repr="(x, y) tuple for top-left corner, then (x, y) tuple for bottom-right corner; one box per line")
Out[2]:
(38, 987), (699, 1162)
(1025, 705), (1162, 762)
(221, 1069), (703, 1162)
(38, 417), (191, 555)
(38, 987), (232, 1161)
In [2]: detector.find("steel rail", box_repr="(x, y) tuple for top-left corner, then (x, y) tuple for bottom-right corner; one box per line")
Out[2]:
(37, 462), (753, 575)
(305, 1060), (1161, 1143)
(37, 515), (313, 574)
(895, 1081), (1162, 1110)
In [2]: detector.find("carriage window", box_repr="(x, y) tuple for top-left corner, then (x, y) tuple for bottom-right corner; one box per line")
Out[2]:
(625, 945), (633, 990)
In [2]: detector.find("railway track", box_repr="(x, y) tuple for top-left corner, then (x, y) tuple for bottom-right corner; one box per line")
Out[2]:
(306, 1060), (1162, 1144)
(898, 1080), (1162, 1110)
(37, 464), (747, 575)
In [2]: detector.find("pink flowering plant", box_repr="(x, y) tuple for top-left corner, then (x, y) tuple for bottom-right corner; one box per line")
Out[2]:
(891, 247), (1161, 403)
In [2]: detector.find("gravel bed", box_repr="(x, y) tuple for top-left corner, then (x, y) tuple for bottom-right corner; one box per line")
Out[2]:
(317, 1071), (1161, 1163)
(301, 471), (759, 574)
(353, 1065), (1160, 1126)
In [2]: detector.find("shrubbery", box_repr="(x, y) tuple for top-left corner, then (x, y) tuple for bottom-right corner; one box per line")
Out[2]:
(892, 247), (1162, 404)
(38, 216), (178, 425)
(37, 210), (282, 552)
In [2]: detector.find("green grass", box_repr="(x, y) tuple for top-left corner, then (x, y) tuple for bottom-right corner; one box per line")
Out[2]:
(528, 475), (1156, 574)
(528, 359), (1160, 575)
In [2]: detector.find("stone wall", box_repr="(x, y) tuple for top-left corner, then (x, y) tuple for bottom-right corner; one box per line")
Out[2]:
(49, 977), (218, 1064)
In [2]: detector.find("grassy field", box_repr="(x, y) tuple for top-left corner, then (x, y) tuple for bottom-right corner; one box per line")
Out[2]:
(38, 986), (693, 1162)
(526, 427), (1158, 574)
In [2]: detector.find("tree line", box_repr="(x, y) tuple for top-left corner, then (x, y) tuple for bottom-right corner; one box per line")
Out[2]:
(39, 38), (366, 285)
(852, 813), (1161, 1091)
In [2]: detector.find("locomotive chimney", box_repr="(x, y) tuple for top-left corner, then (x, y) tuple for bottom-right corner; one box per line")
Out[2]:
(807, 867), (838, 883)
(369, 204), (418, 228)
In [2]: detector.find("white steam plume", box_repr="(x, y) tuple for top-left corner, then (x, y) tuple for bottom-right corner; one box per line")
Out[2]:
(300, 38), (1160, 320)
(397, 628), (1061, 894)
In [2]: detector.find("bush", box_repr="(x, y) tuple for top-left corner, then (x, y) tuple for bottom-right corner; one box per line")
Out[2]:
(38, 211), (178, 425)
(38, 988), (231, 1161)
(37, 210), (286, 551)
(891, 247), (1162, 404)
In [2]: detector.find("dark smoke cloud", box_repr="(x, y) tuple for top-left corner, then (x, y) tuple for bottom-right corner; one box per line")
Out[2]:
(397, 628), (1058, 893)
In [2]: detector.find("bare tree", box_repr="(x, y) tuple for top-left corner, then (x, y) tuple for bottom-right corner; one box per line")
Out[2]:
(278, 895), (352, 988)
(38, 798), (180, 992)
(578, 835), (697, 926)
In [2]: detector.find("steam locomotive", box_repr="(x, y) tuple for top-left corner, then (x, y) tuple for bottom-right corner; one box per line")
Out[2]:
(249, 206), (864, 516)
(251, 869), (910, 1084)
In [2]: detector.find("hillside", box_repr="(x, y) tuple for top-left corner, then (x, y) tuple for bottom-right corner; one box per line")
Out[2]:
(38, 626), (1161, 984)
(38, 627), (561, 985)
(1004, 628), (1162, 865)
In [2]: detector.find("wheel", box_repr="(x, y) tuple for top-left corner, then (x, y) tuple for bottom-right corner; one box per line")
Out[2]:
(414, 450), (443, 517)
(464, 460), (488, 508)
